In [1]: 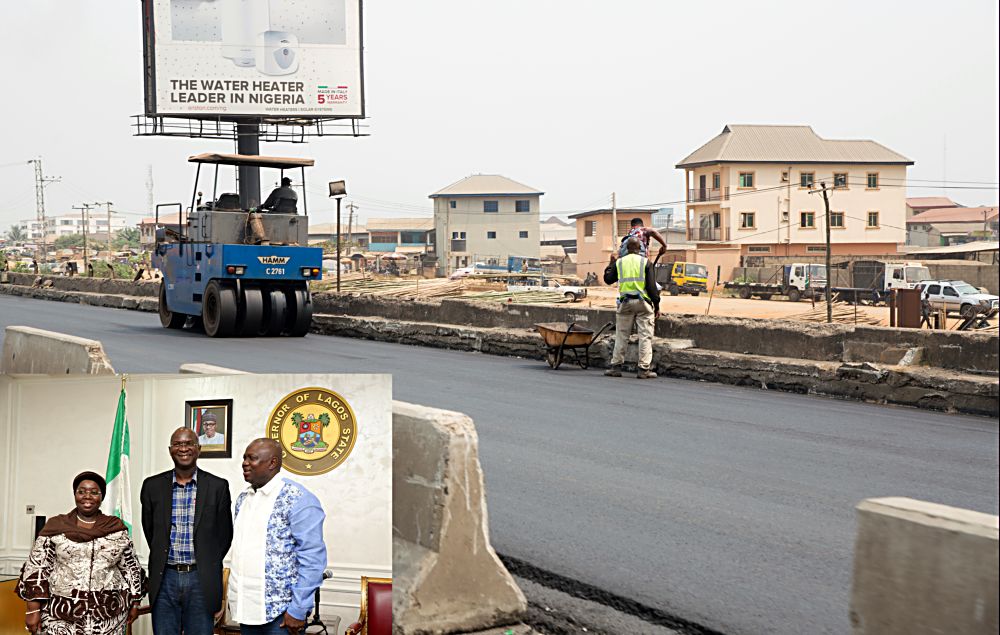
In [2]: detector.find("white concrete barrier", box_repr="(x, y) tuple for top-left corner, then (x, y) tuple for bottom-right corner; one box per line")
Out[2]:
(851, 497), (999, 634)
(1, 326), (115, 375)
(392, 401), (526, 633)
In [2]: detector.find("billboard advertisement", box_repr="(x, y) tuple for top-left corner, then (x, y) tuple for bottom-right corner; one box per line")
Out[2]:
(142, 0), (364, 118)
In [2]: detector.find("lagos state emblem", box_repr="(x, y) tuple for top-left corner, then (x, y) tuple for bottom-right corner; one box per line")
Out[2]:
(267, 387), (357, 475)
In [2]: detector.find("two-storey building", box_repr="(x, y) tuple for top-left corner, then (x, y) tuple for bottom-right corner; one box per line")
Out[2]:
(569, 208), (657, 281)
(677, 125), (913, 258)
(430, 174), (543, 275)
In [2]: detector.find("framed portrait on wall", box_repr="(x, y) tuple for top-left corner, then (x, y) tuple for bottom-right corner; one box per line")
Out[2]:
(185, 399), (233, 458)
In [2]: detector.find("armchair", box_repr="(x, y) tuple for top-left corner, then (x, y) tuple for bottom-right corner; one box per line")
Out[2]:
(345, 577), (391, 635)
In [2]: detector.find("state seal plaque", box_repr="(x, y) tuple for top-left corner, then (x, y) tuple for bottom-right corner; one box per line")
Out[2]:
(267, 387), (358, 476)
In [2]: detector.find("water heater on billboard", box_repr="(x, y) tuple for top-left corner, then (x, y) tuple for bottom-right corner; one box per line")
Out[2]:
(256, 31), (299, 75)
(220, 0), (270, 68)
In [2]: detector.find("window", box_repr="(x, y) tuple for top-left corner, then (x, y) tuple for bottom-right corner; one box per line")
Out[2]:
(866, 173), (879, 189)
(943, 286), (959, 297)
(806, 246), (827, 253)
(926, 284), (940, 295)
(738, 172), (755, 188)
(748, 245), (771, 253)
(800, 211), (816, 228)
(830, 211), (845, 228)
(712, 173), (720, 189)
(486, 231), (497, 239)
(740, 212), (756, 229)
(370, 232), (397, 243)
(800, 172), (815, 189)
(584, 220), (597, 237)
(781, 171), (789, 183)
(450, 200), (456, 209)
(515, 200), (530, 213)
(484, 200), (499, 213)
(617, 219), (632, 235)
(867, 211), (880, 228)
(460, 231), (466, 239)
(833, 173), (848, 189)
(519, 230), (529, 238)
(451, 231), (458, 239)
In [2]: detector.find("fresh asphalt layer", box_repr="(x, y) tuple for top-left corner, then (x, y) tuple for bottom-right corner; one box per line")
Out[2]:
(2, 294), (998, 634)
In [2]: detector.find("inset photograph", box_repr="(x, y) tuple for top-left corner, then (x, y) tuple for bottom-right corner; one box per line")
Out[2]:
(0, 373), (390, 635)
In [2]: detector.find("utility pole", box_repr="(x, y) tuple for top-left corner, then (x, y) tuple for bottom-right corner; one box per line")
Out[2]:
(818, 182), (833, 324)
(611, 192), (618, 253)
(72, 204), (93, 276)
(27, 158), (60, 263)
(346, 201), (357, 256)
(94, 201), (114, 252)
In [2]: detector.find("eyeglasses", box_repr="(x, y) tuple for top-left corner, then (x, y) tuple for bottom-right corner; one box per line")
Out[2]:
(75, 489), (102, 496)
(170, 441), (198, 449)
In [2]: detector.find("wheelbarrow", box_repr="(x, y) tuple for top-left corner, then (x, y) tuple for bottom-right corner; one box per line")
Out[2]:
(535, 321), (614, 370)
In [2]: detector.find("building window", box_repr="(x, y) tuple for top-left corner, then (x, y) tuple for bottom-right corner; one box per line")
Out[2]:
(712, 173), (720, 189)
(515, 200), (530, 213)
(370, 232), (396, 243)
(451, 231), (458, 239)
(806, 245), (827, 253)
(830, 211), (845, 228)
(584, 220), (597, 237)
(781, 171), (789, 183)
(833, 173), (848, 189)
(800, 172), (815, 189)
(484, 200), (499, 213)
(800, 211), (816, 228)
(460, 231), (466, 239)
(738, 172), (755, 188)
(867, 211), (880, 228)
(450, 200), (456, 209)
(616, 219), (632, 235)
(740, 212), (756, 229)
(748, 245), (771, 253)
(519, 230), (529, 238)
(866, 173), (879, 189)
(487, 231), (497, 239)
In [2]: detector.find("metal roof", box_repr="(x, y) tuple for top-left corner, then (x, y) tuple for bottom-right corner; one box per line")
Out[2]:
(675, 125), (913, 168)
(902, 240), (999, 255)
(568, 208), (658, 220)
(907, 206), (998, 224)
(188, 153), (314, 168)
(906, 196), (959, 210)
(366, 217), (434, 231)
(429, 174), (544, 198)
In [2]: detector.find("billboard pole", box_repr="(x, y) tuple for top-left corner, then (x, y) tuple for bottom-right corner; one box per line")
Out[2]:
(236, 122), (261, 209)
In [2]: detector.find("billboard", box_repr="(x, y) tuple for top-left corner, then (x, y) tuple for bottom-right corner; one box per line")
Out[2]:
(142, 0), (364, 118)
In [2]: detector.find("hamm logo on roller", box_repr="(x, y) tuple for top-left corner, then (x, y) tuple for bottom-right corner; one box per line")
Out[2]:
(257, 256), (291, 265)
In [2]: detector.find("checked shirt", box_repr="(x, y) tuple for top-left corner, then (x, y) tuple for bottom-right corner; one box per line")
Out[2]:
(168, 470), (197, 565)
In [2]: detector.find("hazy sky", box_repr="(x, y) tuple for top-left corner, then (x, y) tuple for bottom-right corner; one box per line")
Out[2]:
(1, 0), (997, 232)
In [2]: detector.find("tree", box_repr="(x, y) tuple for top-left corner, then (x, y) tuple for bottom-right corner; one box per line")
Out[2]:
(54, 234), (85, 250)
(6, 225), (27, 243)
(112, 227), (141, 250)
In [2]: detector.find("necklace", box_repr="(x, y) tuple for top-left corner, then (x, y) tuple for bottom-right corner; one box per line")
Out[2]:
(76, 515), (97, 525)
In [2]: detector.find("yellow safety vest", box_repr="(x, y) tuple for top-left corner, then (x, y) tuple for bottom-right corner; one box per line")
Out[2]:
(616, 253), (650, 301)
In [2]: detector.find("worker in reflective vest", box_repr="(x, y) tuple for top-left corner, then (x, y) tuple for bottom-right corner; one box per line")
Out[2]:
(603, 237), (661, 379)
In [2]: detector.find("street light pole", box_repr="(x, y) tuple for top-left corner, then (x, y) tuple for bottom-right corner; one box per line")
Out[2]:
(328, 180), (347, 293)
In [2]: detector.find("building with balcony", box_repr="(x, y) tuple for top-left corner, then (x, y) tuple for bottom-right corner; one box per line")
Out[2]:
(430, 174), (543, 274)
(19, 212), (129, 242)
(677, 125), (914, 258)
(568, 208), (657, 281)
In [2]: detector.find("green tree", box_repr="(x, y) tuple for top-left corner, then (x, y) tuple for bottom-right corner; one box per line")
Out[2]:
(6, 225), (27, 243)
(54, 234), (85, 250)
(112, 226), (141, 250)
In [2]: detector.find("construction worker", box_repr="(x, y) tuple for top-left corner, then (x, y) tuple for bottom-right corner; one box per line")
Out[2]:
(604, 237), (660, 379)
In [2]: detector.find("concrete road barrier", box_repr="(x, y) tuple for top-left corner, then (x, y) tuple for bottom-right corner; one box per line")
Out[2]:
(1, 326), (115, 374)
(851, 497), (999, 634)
(393, 401), (526, 634)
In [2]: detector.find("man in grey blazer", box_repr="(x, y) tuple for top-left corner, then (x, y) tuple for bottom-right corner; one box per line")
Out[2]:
(141, 428), (234, 635)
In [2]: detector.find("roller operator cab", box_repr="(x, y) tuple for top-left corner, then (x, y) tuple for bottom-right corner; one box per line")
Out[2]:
(152, 152), (323, 337)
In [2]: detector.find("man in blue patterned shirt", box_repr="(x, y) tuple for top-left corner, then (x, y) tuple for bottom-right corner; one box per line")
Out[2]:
(141, 428), (234, 635)
(230, 438), (327, 635)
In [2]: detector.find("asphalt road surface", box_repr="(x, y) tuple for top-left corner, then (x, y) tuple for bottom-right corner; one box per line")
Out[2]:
(3, 295), (998, 634)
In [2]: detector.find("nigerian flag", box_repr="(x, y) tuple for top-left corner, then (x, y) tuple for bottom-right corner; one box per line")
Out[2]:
(105, 387), (133, 534)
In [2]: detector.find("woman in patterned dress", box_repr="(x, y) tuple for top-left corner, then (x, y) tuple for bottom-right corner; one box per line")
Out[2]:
(18, 471), (146, 635)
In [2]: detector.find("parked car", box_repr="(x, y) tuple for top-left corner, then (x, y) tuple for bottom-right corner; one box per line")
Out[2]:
(449, 266), (476, 280)
(506, 276), (588, 301)
(918, 280), (999, 318)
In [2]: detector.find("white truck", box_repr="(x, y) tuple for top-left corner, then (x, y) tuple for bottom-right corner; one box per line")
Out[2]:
(725, 263), (826, 302)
